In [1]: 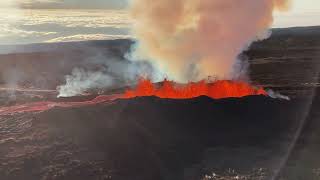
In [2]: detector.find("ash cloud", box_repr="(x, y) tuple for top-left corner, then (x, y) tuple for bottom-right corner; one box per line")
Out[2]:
(129, 0), (291, 82)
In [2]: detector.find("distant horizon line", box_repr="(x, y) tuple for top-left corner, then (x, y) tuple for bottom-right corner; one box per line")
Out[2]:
(0, 25), (319, 47)
(0, 7), (318, 12)
(0, 8), (127, 10)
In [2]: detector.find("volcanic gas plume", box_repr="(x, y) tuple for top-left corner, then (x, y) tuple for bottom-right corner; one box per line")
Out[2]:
(129, 0), (290, 82)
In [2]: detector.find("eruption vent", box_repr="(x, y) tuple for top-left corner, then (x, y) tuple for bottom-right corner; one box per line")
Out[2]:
(124, 79), (267, 99)
(130, 0), (290, 82)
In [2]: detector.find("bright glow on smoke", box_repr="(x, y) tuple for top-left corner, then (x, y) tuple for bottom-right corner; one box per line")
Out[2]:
(129, 0), (290, 82)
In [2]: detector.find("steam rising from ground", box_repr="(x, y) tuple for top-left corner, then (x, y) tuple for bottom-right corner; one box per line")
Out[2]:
(267, 89), (290, 100)
(129, 0), (290, 82)
(57, 68), (114, 97)
(57, 53), (154, 97)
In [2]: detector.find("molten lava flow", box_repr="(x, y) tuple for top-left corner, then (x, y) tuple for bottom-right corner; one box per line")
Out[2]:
(0, 80), (267, 116)
(124, 79), (267, 99)
(0, 94), (121, 116)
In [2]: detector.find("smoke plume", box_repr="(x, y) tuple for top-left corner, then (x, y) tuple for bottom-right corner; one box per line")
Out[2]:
(57, 50), (154, 97)
(267, 89), (290, 100)
(57, 68), (114, 97)
(129, 0), (290, 82)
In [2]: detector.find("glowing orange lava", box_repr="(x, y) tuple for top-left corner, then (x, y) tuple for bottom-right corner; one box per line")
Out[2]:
(0, 94), (120, 116)
(0, 80), (267, 116)
(123, 79), (267, 99)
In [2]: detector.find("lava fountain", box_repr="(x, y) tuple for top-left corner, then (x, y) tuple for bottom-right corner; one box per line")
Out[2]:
(124, 79), (267, 99)
(0, 80), (267, 116)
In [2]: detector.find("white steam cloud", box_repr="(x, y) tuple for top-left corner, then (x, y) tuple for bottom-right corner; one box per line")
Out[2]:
(57, 68), (114, 97)
(57, 52), (154, 97)
(129, 0), (290, 82)
(267, 89), (290, 100)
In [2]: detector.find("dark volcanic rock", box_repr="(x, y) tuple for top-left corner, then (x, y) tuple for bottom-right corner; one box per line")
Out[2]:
(0, 96), (307, 180)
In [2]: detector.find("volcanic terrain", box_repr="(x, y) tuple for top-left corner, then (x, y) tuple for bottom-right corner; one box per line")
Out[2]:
(0, 26), (319, 180)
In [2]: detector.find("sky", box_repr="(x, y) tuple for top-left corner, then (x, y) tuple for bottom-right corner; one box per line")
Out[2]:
(0, 0), (314, 12)
(0, 0), (128, 9)
(273, 0), (320, 27)
(290, 0), (319, 12)
(0, 0), (318, 45)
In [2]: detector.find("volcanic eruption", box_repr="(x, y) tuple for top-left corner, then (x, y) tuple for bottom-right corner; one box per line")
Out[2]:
(0, 0), (291, 116)
(126, 0), (290, 99)
(123, 79), (267, 99)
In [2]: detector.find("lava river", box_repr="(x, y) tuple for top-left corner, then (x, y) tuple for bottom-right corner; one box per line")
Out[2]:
(0, 80), (267, 116)
(0, 94), (121, 116)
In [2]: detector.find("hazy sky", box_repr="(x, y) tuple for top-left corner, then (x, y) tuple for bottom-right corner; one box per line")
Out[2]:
(1, 0), (128, 9)
(0, 0), (318, 45)
(290, 0), (319, 12)
(273, 0), (320, 27)
(0, 0), (317, 12)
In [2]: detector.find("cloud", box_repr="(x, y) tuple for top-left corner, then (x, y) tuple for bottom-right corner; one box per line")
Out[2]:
(0, 9), (131, 45)
(20, 10), (130, 29)
(0, 0), (19, 8)
(46, 34), (131, 43)
(0, 24), (56, 36)
(0, 23), (57, 44)
(17, 0), (128, 9)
